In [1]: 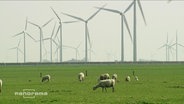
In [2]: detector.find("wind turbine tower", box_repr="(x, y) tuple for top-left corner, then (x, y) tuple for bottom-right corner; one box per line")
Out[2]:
(96, 6), (132, 62)
(124, 0), (147, 62)
(9, 39), (23, 63)
(28, 18), (53, 62)
(62, 4), (106, 62)
(171, 30), (184, 61)
(13, 17), (36, 63)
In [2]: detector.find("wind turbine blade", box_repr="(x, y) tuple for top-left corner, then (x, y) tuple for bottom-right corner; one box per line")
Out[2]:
(9, 47), (17, 50)
(62, 21), (78, 24)
(18, 39), (21, 47)
(52, 39), (59, 46)
(56, 36), (60, 43)
(87, 4), (106, 21)
(28, 21), (40, 28)
(170, 45), (175, 51)
(54, 47), (59, 55)
(86, 26), (92, 48)
(77, 50), (80, 57)
(158, 44), (166, 50)
(25, 32), (36, 41)
(137, 0), (147, 25)
(61, 12), (85, 22)
(63, 45), (74, 49)
(18, 48), (24, 55)
(54, 26), (60, 40)
(124, 1), (134, 14)
(169, 38), (174, 45)
(76, 42), (82, 49)
(170, 43), (176, 47)
(43, 38), (50, 41)
(95, 7), (121, 14)
(51, 7), (61, 21)
(25, 17), (28, 30)
(51, 22), (56, 38)
(124, 15), (132, 42)
(42, 18), (54, 28)
(13, 31), (24, 37)
(178, 44), (184, 48)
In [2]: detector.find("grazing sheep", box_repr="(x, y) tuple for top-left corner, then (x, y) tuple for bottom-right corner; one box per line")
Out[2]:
(93, 79), (115, 92)
(112, 74), (117, 81)
(98, 73), (110, 81)
(0, 79), (2, 93)
(42, 75), (51, 82)
(125, 76), (131, 82)
(78, 72), (85, 82)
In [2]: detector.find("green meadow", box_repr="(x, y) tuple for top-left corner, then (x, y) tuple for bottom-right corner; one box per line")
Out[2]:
(0, 63), (184, 104)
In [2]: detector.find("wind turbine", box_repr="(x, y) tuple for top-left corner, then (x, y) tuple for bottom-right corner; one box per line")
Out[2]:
(63, 43), (81, 61)
(171, 30), (184, 61)
(61, 4), (106, 62)
(9, 39), (23, 63)
(42, 22), (56, 62)
(95, 6), (132, 62)
(13, 17), (36, 63)
(159, 34), (174, 61)
(167, 43), (175, 61)
(124, 0), (147, 62)
(51, 7), (78, 62)
(158, 34), (169, 61)
(50, 7), (63, 63)
(28, 18), (53, 62)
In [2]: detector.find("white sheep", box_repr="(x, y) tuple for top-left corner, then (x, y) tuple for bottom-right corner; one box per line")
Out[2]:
(98, 73), (110, 82)
(78, 72), (85, 82)
(125, 76), (131, 82)
(42, 75), (51, 82)
(112, 74), (117, 81)
(93, 79), (115, 92)
(0, 79), (2, 93)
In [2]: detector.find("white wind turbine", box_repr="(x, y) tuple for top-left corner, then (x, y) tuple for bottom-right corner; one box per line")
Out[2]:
(171, 30), (184, 61)
(51, 7), (78, 62)
(159, 34), (174, 61)
(13, 17), (36, 63)
(95, 6), (133, 62)
(124, 0), (147, 62)
(28, 18), (53, 62)
(167, 44), (175, 61)
(159, 34), (169, 61)
(61, 4), (106, 62)
(42, 22), (56, 62)
(63, 43), (81, 61)
(9, 39), (23, 63)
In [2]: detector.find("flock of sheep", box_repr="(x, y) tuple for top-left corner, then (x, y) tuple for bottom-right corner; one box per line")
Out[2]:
(0, 71), (138, 94)
(78, 71), (139, 92)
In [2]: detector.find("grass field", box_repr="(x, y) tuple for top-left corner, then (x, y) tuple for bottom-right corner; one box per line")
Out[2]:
(0, 63), (184, 104)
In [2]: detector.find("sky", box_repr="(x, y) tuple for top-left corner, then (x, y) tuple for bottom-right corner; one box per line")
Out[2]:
(0, 0), (184, 63)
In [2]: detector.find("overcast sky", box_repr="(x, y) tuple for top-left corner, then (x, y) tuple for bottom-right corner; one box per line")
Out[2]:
(0, 0), (184, 63)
